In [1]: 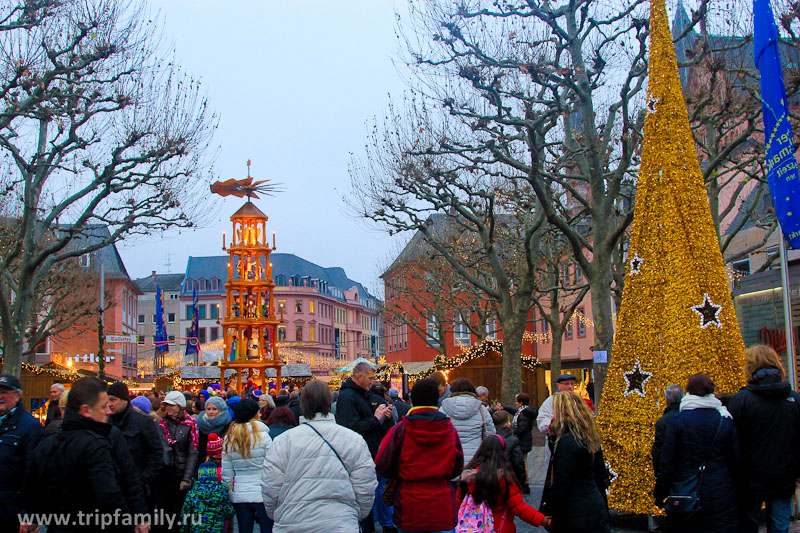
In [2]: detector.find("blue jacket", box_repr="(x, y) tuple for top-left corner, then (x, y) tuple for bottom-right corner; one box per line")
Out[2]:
(0, 403), (44, 527)
(654, 408), (740, 533)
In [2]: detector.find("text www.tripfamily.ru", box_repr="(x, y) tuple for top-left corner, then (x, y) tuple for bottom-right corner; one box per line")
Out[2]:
(18, 509), (203, 529)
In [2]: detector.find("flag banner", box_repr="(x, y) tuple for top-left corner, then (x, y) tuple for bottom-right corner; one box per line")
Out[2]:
(155, 286), (169, 355)
(755, 0), (800, 247)
(185, 286), (199, 357)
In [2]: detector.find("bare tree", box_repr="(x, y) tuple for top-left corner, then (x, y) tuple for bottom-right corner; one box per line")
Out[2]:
(0, 0), (217, 376)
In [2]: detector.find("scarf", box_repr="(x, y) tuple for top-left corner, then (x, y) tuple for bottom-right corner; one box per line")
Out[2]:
(196, 409), (231, 435)
(679, 393), (732, 418)
(160, 413), (199, 449)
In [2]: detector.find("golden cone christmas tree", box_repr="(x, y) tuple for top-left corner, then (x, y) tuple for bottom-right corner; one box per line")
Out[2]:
(595, 0), (745, 514)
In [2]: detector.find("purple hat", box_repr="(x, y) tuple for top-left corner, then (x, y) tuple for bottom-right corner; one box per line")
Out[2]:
(131, 396), (151, 413)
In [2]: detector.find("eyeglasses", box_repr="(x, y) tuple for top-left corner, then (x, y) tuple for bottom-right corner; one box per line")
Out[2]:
(0, 389), (19, 396)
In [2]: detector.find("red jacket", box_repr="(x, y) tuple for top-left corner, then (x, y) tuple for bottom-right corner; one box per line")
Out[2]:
(375, 407), (464, 531)
(458, 474), (545, 533)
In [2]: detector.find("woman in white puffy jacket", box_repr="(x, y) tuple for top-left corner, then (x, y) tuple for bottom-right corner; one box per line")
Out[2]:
(261, 379), (377, 533)
(440, 377), (495, 464)
(222, 398), (273, 533)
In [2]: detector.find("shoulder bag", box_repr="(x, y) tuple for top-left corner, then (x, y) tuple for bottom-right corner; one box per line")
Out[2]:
(664, 416), (724, 517)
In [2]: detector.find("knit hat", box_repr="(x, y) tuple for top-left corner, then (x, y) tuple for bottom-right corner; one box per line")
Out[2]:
(206, 433), (223, 458)
(226, 395), (242, 408)
(234, 399), (260, 423)
(197, 461), (218, 480)
(131, 396), (151, 413)
(205, 396), (227, 413)
(274, 394), (289, 407)
(163, 390), (186, 408)
(410, 379), (439, 408)
(107, 382), (130, 402)
(389, 388), (399, 399)
(199, 390), (210, 400)
(252, 389), (263, 397)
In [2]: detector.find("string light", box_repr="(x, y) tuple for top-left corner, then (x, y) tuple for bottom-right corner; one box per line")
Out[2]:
(595, 0), (746, 515)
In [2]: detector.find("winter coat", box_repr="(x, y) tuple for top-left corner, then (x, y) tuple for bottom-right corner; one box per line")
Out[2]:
(335, 377), (393, 457)
(288, 399), (302, 422)
(496, 426), (527, 487)
(654, 408), (740, 533)
(161, 414), (199, 483)
(458, 474), (545, 533)
(393, 398), (411, 418)
(652, 402), (680, 476)
(23, 411), (144, 532)
(541, 432), (610, 533)
(110, 403), (164, 485)
(221, 420), (272, 503)
(268, 422), (294, 440)
(512, 405), (537, 454)
(180, 477), (234, 533)
(375, 407), (464, 531)
(0, 403), (44, 528)
(728, 368), (800, 500)
(261, 413), (377, 533)
(440, 392), (495, 463)
(45, 399), (62, 427)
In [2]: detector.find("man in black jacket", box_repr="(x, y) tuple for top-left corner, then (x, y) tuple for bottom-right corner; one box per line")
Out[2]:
(335, 361), (394, 533)
(0, 374), (44, 532)
(22, 377), (148, 533)
(108, 382), (164, 493)
(45, 382), (65, 427)
(651, 384), (683, 476)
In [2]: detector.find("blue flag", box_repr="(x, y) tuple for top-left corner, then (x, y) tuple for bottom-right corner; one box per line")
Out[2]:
(155, 286), (169, 355)
(185, 286), (199, 358)
(755, 0), (800, 247)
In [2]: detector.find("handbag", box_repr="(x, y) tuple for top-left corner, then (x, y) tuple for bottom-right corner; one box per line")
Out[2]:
(664, 416), (724, 516)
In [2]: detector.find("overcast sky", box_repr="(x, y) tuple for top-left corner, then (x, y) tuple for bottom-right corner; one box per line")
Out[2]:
(118, 0), (405, 295)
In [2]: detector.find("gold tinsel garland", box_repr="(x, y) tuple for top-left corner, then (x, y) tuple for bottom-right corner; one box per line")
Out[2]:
(375, 338), (542, 382)
(595, 0), (746, 515)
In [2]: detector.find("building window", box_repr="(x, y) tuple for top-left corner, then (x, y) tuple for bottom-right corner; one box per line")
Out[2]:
(186, 305), (193, 320)
(296, 300), (302, 313)
(296, 326), (303, 341)
(309, 301), (315, 314)
(212, 278), (219, 290)
(79, 254), (91, 268)
(138, 314), (145, 324)
(167, 313), (175, 323)
(210, 327), (219, 342)
(278, 300), (286, 313)
(198, 305), (206, 320)
(454, 312), (470, 346)
(210, 304), (218, 320)
(185, 279), (193, 292)
(309, 325), (315, 341)
(278, 326), (286, 341)
(426, 312), (440, 346)
(403, 324), (408, 349)
(198, 328), (206, 344)
(137, 335), (145, 345)
(574, 262), (583, 283)
(487, 317), (497, 339)
(565, 319), (573, 340)
(577, 307), (586, 338)
(170, 294), (178, 300)
(276, 275), (286, 286)
(168, 335), (175, 341)
(152, 314), (156, 324)
(732, 258), (750, 275)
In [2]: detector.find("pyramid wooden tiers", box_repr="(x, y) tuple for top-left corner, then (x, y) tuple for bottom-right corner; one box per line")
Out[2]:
(218, 199), (284, 391)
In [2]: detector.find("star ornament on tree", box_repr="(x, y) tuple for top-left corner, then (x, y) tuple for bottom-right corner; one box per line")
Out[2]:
(691, 293), (723, 329)
(623, 359), (652, 398)
(629, 253), (643, 275)
(605, 461), (619, 495)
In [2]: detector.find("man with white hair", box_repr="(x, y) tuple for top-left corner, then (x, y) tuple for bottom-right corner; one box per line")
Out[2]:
(45, 382), (65, 427)
(335, 360), (394, 533)
(476, 386), (490, 408)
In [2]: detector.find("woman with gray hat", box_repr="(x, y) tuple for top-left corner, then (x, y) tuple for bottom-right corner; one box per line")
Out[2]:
(197, 395), (231, 466)
(152, 390), (199, 531)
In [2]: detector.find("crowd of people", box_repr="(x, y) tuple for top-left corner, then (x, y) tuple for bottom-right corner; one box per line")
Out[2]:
(0, 343), (796, 532)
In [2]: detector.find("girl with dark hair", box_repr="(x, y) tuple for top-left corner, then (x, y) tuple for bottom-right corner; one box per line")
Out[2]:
(654, 374), (740, 532)
(458, 434), (549, 532)
(265, 406), (297, 440)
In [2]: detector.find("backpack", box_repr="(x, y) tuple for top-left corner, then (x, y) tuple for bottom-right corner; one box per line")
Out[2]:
(456, 494), (496, 533)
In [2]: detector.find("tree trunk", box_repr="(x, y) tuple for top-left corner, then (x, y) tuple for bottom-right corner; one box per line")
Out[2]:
(590, 267), (615, 408)
(500, 314), (525, 405)
(2, 336), (23, 377)
(549, 326), (564, 394)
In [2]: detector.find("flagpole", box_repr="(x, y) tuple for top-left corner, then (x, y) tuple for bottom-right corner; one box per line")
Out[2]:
(779, 224), (797, 390)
